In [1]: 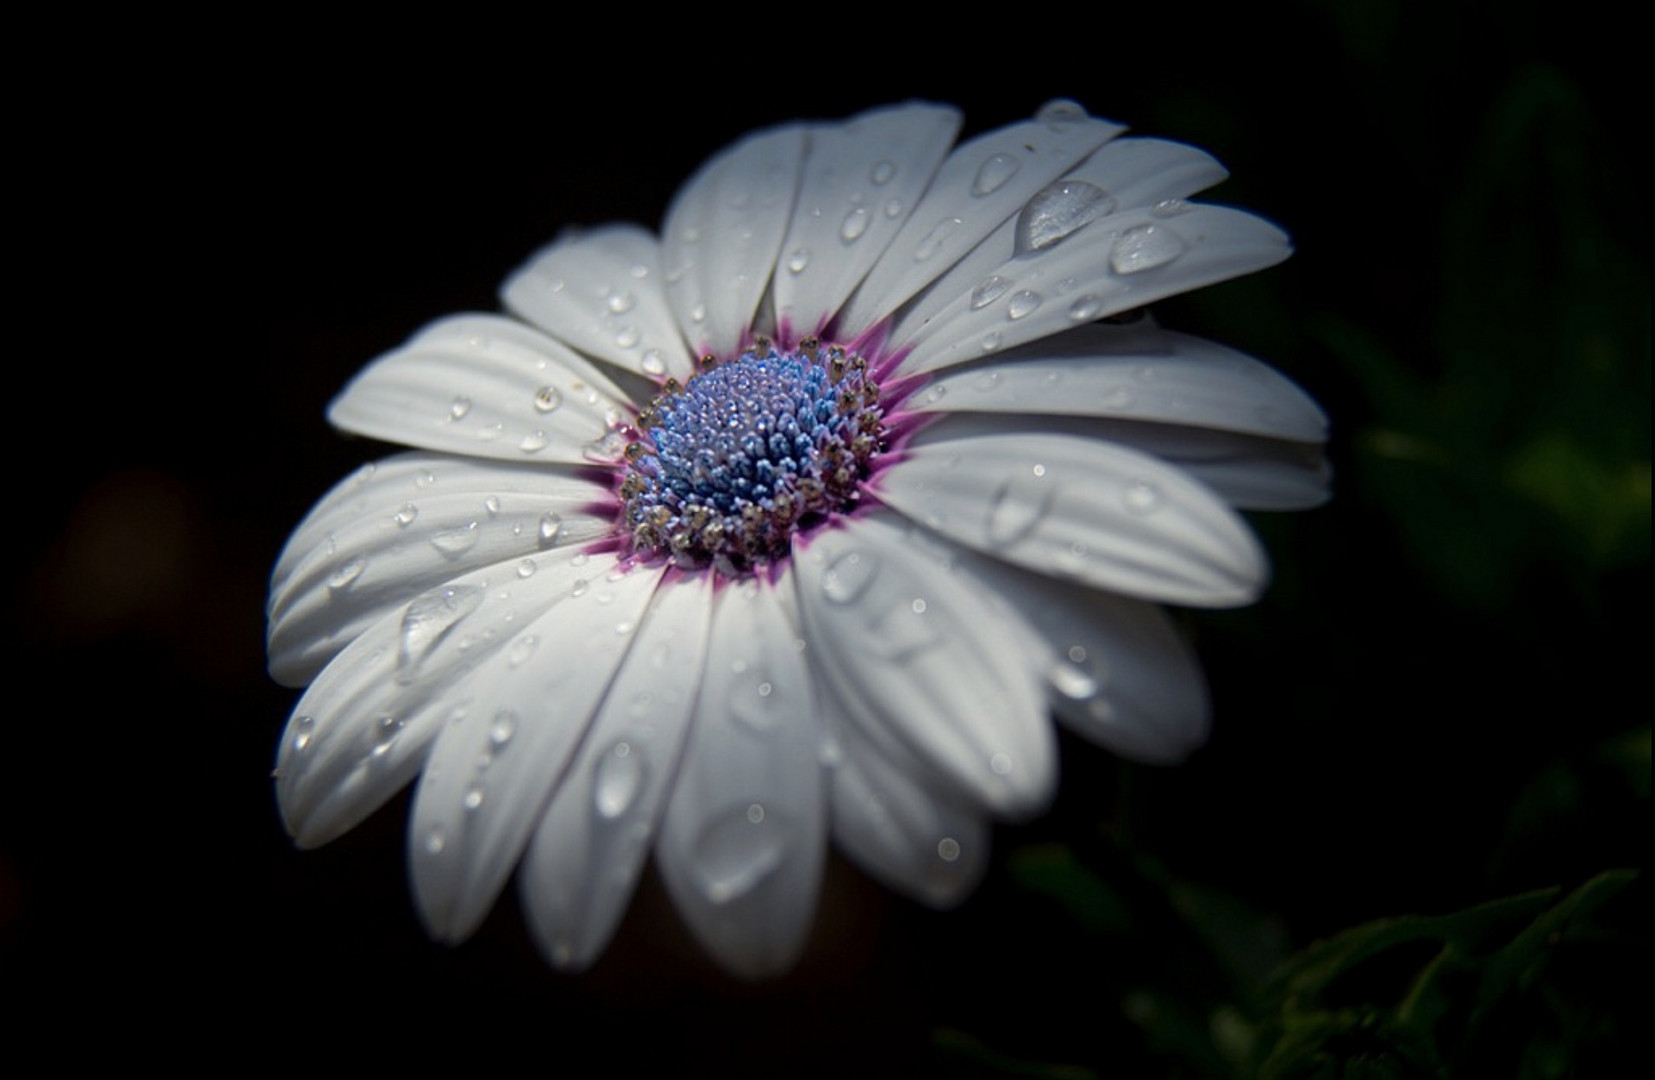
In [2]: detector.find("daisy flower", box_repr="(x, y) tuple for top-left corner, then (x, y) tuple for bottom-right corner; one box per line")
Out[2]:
(267, 100), (1328, 978)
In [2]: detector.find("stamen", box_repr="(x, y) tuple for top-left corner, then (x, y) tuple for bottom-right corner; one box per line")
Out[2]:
(619, 339), (884, 574)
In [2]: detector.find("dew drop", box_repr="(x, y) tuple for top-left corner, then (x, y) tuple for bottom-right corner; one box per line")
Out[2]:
(822, 550), (879, 603)
(291, 715), (316, 752)
(690, 303), (707, 324)
(537, 512), (563, 547)
(483, 495), (502, 515)
(570, 552), (589, 567)
(913, 217), (963, 261)
(327, 558), (366, 591)
(570, 579), (589, 598)
(1035, 99), (1087, 127)
(1067, 645), (1087, 663)
(870, 159), (896, 185)
(1067, 295), (1104, 322)
(973, 370), (1002, 391)
(985, 477), (1053, 545)
(1110, 224), (1186, 274)
(518, 430), (550, 454)
(1051, 663), (1100, 700)
(582, 431), (628, 463)
(839, 206), (869, 242)
(606, 289), (635, 314)
(448, 396), (472, 421)
(424, 827), (446, 854)
(980, 331), (1003, 353)
(488, 710), (517, 748)
(640, 350), (668, 376)
(990, 752), (1012, 775)
(370, 714), (405, 757)
(613, 325), (639, 348)
(430, 521), (480, 557)
(393, 503), (418, 527)
(971, 152), (1021, 196)
(397, 585), (485, 683)
(1016, 180), (1115, 253)
(1151, 197), (1190, 217)
(462, 784), (485, 811)
(969, 275), (1010, 310)
(533, 385), (562, 412)
(936, 837), (961, 862)
(593, 741), (646, 819)
(478, 421), (505, 442)
(786, 248), (810, 273)
(1123, 480), (1163, 513)
(884, 197), (904, 218)
(920, 383), (948, 405)
(507, 635), (538, 667)
(515, 558), (538, 579)
(1006, 290), (1043, 320)
(691, 808), (791, 903)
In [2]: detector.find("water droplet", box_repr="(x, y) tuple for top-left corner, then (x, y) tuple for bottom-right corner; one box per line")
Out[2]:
(1067, 295), (1103, 322)
(1006, 290), (1043, 320)
(980, 331), (1003, 353)
(606, 289), (635, 314)
(593, 741), (646, 819)
(515, 559), (538, 579)
(1015, 180), (1114, 254)
(393, 503), (418, 527)
(448, 396), (472, 421)
(1110, 224), (1186, 274)
(518, 430), (550, 454)
(691, 807), (790, 903)
(291, 715), (316, 752)
(1151, 197), (1190, 217)
(870, 159), (896, 185)
(613, 325), (639, 348)
(424, 827), (446, 854)
(478, 421), (504, 442)
(822, 550), (879, 603)
(986, 477), (1053, 545)
(1123, 480), (1163, 513)
(462, 784), (485, 811)
(690, 303), (707, 324)
(1051, 662), (1100, 700)
(640, 350), (668, 376)
(973, 370), (1002, 391)
(839, 206), (869, 242)
(488, 710), (517, 748)
(989, 752), (1012, 775)
(370, 714), (404, 757)
(936, 837), (961, 862)
(582, 431), (628, 462)
(430, 521), (480, 557)
(483, 495), (502, 515)
(913, 216), (962, 261)
(570, 579), (589, 598)
(396, 585), (485, 683)
(971, 152), (1020, 196)
(570, 552), (589, 567)
(533, 385), (562, 412)
(910, 598), (927, 614)
(327, 558), (366, 591)
(969, 276), (1010, 310)
(507, 635), (538, 667)
(786, 248), (810, 273)
(537, 512), (563, 547)
(883, 197), (903, 218)
(1031, 463), (1047, 478)
(1067, 645), (1087, 663)
(920, 383), (948, 405)
(1035, 99), (1087, 127)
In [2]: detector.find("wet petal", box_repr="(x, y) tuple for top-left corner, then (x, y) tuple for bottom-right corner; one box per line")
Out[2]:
(837, 101), (1126, 336)
(772, 103), (960, 338)
(500, 224), (696, 383)
(517, 574), (713, 970)
(656, 577), (827, 979)
(662, 123), (804, 354)
(408, 556), (666, 944)
(876, 418), (1268, 605)
(794, 513), (1054, 817)
(268, 452), (612, 686)
(906, 321), (1328, 443)
(328, 314), (633, 463)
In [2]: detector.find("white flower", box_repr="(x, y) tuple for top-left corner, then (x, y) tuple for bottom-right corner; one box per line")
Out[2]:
(267, 100), (1328, 978)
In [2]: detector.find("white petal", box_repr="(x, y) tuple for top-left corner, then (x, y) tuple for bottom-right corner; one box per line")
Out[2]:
(905, 321), (1328, 443)
(275, 544), (614, 848)
(793, 513), (1054, 817)
(891, 204), (1291, 375)
(656, 577), (827, 979)
(408, 555), (666, 944)
(500, 224), (696, 382)
(517, 573), (713, 970)
(771, 103), (961, 338)
(836, 101), (1127, 337)
(830, 717), (990, 909)
(960, 554), (1211, 764)
(328, 314), (634, 464)
(267, 452), (612, 686)
(875, 418), (1268, 605)
(661, 124), (805, 354)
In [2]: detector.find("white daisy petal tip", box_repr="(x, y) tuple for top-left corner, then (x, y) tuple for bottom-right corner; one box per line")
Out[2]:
(268, 99), (1325, 977)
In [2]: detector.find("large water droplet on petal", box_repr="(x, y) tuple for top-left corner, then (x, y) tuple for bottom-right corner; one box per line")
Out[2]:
(1015, 180), (1115, 254)
(1110, 224), (1186, 274)
(971, 152), (1021, 196)
(985, 476), (1054, 545)
(691, 808), (792, 903)
(534, 385), (563, 413)
(394, 503), (419, 527)
(840, 206), (869, 242)
(396, 585), (484, 684)
(822, 550), (879, 603)
(327, 557), (366, 591)
(1006, 290), (1043, 320)
(970, 276), (1011, 310)
(430, 521), (480, 557)
(593, 741), (646, 819)
(537, 512), (563, 547)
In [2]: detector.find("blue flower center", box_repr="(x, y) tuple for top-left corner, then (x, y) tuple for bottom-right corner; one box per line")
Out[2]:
(620, 337), (883, 575)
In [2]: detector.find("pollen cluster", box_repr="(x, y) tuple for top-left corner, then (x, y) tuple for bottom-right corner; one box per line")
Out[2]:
(620, 337), (883, 575)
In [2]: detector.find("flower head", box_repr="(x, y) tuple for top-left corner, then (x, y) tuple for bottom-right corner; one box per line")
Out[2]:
(267, 100), (1328, 978)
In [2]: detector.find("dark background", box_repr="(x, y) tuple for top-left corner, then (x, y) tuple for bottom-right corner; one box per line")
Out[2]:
(5, 3), (1646, 1074)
